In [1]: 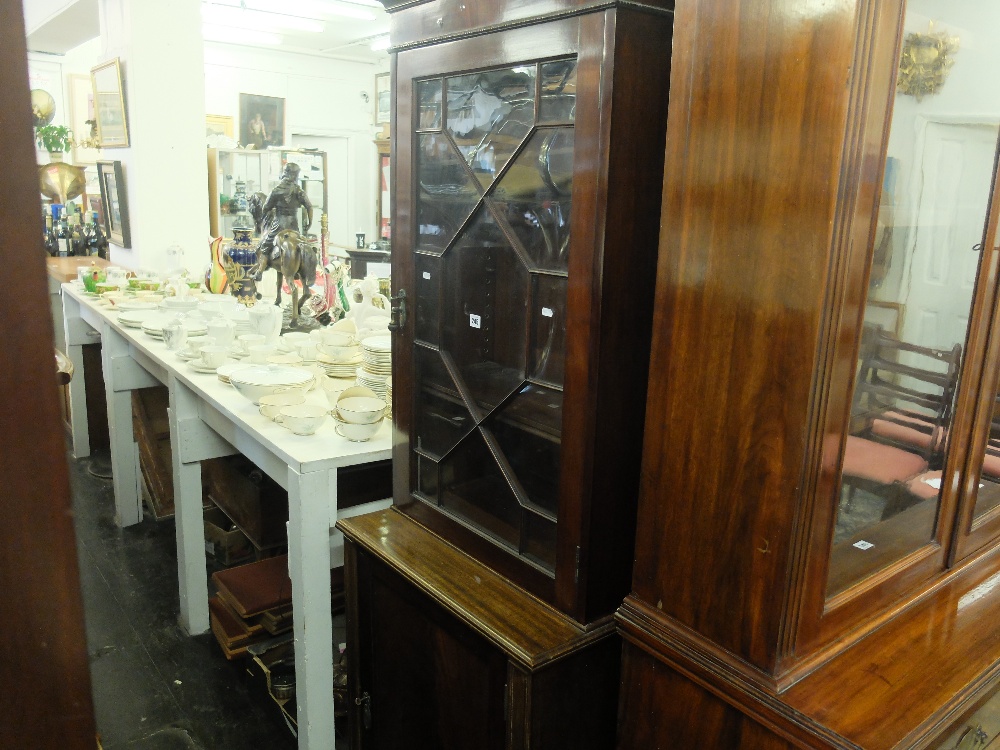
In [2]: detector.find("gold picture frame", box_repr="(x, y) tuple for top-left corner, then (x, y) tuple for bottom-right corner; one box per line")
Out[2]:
(206, 114), (234, 138)
(91, 58), (129, 148)
(375, 73), (390, 124)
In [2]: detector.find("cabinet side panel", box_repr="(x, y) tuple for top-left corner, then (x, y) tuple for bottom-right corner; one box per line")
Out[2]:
(616, 644), (796, 750)
(530, 634), (621, 748)
(630, 0), (857, 669)
(573, 6), (675, 622)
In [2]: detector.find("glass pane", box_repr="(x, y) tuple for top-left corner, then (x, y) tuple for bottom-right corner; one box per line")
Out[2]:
(538, 59), (577, 123)
(439, 429), (522, 551)
(486, 383), (563, 515)
(825, 10), (998, 597)
(414, 253), (441, 345)
(416, 133), (481, 253)
(446, 67), (536, 189)
(414, 346), (476, 460)
(524, 513), (557, 572)
(440, 206), (529, 417)
(417, 79), (443, 130)
(529, 274), (567, 387)
(489, 128), (574, 273)
(417, 455), (440, 503)
(973, 393), (1000, 519)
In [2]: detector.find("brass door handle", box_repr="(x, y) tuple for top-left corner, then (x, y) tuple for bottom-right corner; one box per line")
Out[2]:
(387, 289), (407, 332)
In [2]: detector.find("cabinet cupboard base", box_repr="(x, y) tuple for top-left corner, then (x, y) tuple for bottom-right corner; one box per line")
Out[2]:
(339, 509), (621, 750)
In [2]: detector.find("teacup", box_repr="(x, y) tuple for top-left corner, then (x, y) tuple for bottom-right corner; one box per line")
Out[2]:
(318, 342), (359, 361)
(318, 331), (355, 347)
(248, 343), (278, 364)
(280, 332), (311, 352)
(200, 344), (230, 369)
(237, 334), (266, 355)
(185, 337), (206, 357)
(321, 377), (356, 409)
(296, 340), (319, 361)
(276, 404), (328, 436)
(332, 413), (384, 442)
(258, 392), (306, 420)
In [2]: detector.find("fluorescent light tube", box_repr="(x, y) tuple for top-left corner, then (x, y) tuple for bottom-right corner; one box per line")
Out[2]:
(202, 24), (284, 46)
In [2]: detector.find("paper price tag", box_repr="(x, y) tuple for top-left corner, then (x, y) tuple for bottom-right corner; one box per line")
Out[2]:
(470, 314), (481, 329)
(853, 540), (874, 551)
(542, 307), (554, 318)
(422, 272), (431, 280)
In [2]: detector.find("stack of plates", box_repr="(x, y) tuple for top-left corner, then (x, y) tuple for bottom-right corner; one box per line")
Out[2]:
(357, 335), (392, 398)
(117, 310), (162, 329)
(317, 352), (363, 378)
(142, 318), (209, 339)
(385, 377), (393, 419)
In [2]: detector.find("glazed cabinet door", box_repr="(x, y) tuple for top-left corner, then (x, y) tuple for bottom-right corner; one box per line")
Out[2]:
(798, 0), (1000, 652)
(389, 7), (672, 623)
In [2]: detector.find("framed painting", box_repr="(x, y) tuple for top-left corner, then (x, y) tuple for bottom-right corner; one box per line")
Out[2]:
(375, 73), (390, 124)
(91, 58), (129, 148)
(97, 160), (131, 247)
(206, 114), (234, 138)
(239, 94), (284, 149)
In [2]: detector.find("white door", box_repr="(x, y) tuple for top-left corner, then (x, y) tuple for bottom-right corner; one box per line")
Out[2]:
(290, 134), (352, 251)
(898, 120), (999, 360)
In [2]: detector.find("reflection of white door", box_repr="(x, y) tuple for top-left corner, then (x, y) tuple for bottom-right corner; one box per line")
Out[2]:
(898, 120), (999, 360)
(290, 134), (351, 250)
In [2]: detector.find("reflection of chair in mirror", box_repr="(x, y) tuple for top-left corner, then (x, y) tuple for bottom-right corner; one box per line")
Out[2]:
(842, 324), (963, 521)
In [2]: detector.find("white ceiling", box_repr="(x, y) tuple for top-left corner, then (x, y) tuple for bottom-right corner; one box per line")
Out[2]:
(24, 0), (390, 63)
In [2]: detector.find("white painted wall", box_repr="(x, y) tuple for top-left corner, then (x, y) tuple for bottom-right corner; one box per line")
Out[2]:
(203, 42), (386, 249)
(22, 0), (77, 33)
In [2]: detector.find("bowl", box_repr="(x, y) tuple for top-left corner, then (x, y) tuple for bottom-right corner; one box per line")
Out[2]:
(276, 404), (329, 435)
(318, 342), (360, 361)
(161, 296), (200, 312)
(333, 413), (384, 442)
(258, 392), (307, 420)
(228, 364), (315, 404)
(331, 319), (357, 335)
(336, 393), (388, 424)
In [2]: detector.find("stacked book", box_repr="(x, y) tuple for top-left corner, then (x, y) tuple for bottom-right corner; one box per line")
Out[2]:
(209, 555), (293, 660)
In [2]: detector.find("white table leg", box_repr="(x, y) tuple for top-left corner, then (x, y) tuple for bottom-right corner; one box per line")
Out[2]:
(288, 466), (336, 750)
(62, 291), (97, 459)
(168, 376), (237, 635)
(101, 324), (144, 527)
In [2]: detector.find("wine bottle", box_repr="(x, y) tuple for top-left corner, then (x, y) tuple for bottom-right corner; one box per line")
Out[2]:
(69, 214), (86, 256)
(53, 205), (70, 257)
(90, 212), (109, 260)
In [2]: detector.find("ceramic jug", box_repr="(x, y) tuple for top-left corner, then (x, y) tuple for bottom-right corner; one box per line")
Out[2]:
(207, 314), (236, 347)
(248, 302), (282, 344)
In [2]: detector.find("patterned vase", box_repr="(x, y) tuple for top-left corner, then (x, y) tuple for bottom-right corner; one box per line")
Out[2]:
(207, 236), (228, 294)
(226, 227), (258, 307)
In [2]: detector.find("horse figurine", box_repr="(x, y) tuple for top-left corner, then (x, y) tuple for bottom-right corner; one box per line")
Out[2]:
(253, 229), (319, 328)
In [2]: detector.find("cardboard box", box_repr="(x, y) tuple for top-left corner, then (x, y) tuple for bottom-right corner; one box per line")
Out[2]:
(204, 506), (253, 566)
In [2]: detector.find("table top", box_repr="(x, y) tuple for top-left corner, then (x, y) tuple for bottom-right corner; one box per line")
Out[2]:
(63, 283), (393, 474)
(47, 257), (112, 284)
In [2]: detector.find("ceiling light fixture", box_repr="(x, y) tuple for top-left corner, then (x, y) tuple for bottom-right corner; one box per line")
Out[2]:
(234, 0), (378, 21)
(202, 24), (284, 46)
(202, 5), (324, 32)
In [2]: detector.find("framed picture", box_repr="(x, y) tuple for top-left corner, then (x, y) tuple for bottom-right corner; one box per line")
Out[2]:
(97, 160), (131, 247)
(206, 114), (234, 138)
(239, 94), (284, 149)
(375, 73), (390, 124)
(91, 58), (129, 148)
(69, 74), (101, 164)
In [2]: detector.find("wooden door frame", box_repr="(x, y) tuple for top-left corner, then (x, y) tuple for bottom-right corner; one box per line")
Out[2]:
(0, 5), (96, 748)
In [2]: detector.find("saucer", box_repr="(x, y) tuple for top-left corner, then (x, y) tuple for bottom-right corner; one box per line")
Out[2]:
(189, 358), (237, 374)
(176, 350), (199, 361)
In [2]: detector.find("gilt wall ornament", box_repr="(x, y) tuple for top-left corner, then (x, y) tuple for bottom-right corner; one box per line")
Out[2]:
(897, 24), (959, 102)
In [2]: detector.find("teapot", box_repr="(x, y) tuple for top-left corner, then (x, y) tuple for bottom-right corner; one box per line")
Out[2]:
(207, 314), (236, 347)
(248, 302), (282, 344)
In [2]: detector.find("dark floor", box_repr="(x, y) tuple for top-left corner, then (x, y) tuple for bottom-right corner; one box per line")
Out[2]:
(69, 449), (346, 750)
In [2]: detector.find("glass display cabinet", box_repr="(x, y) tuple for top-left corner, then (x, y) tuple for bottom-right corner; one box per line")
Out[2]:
(206, 147), (327, 238)
(337, 1), (673, 748)
(616, 0), (1000, 747)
